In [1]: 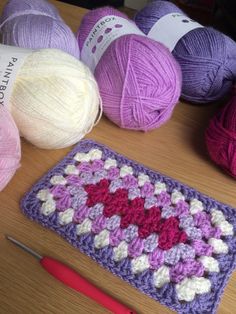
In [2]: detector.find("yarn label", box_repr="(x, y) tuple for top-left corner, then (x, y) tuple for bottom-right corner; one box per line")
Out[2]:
(81, 15), (144, 72)
(0, 44), (32, 107)
(148, 13), (203, 51)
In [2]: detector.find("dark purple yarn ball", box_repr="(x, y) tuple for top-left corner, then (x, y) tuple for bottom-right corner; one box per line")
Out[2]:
(135, 0), (236, 103)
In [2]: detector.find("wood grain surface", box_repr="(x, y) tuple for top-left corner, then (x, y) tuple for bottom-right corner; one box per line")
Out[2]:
(0, 1), (235, 313)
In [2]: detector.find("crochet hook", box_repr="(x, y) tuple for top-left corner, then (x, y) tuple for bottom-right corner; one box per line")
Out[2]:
(5, 235), (136, 314)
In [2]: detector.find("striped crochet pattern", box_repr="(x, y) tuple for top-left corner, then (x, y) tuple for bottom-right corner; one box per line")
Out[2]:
(21, 140), (236, 314)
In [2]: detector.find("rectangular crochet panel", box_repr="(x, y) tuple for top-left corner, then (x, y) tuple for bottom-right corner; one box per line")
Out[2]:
(21, 139), (236, 314)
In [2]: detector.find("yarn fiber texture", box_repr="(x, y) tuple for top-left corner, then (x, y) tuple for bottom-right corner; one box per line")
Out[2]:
(8, 48), (100, 149)
(134, 0), (236, 103)
(0, 106), (21, 191)
(77, 7), (182, 131)
(205, 91), (236, 178)
(0, 0), (80, 59)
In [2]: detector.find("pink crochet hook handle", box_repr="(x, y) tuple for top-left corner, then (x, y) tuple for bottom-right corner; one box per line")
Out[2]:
(6, 235), (136, 314)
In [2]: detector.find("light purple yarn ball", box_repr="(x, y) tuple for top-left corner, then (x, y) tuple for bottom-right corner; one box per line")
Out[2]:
(134, 0), (236, 103)
(0, 0), (80, 59)
(77, 7), (181, 131)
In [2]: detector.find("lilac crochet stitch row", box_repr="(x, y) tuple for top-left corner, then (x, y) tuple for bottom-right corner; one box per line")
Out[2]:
(21, 139), (236, 314)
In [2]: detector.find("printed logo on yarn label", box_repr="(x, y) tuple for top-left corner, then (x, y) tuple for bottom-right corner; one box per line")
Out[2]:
(148, 13), (203, 52)
(81, 15), (144, 72)
(0, 44), (32, 107)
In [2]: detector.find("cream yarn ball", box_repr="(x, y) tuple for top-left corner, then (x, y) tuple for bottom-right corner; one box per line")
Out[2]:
(9, 48), (101, 149)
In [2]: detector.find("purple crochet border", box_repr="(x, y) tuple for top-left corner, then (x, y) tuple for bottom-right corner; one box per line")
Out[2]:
(21, 139), (236, 314)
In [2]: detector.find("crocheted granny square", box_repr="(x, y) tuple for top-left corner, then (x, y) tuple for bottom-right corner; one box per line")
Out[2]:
(21, 140), (236, 314)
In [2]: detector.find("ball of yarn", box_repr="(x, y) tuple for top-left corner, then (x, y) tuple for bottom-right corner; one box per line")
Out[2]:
(134, 1), (236, 103)
(0, 0), (80, 59)
(77, 7), (181, 131)
(205, 91), (236, 178)
(0, 106), (21, 191)
(8, 48), (100, 149)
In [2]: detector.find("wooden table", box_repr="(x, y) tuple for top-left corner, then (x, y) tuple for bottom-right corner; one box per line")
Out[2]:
(0, 1), (235, 313)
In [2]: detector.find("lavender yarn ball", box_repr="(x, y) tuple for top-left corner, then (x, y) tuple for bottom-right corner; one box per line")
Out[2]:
(0, 0), (80, 59)
(134, 0), (236, 103)
(77, 7), (181, 131)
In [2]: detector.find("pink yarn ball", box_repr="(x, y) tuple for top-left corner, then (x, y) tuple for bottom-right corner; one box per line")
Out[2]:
(0, 106), (21, 191)
(77, 7), (182, 131)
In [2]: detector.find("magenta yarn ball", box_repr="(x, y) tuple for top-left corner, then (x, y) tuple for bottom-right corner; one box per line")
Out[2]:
(77, 7), (182, 131)
(0, 0), (80, 59)
(205, 91), (236, 178)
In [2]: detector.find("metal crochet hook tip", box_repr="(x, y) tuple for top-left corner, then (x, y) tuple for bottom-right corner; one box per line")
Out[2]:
(5, 235), (42, 260)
